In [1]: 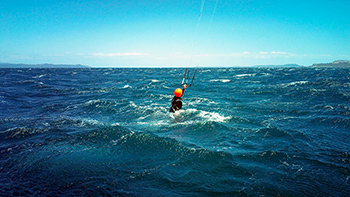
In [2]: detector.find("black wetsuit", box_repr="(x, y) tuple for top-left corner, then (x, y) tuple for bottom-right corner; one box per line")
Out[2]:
(169, 96), (182, 112)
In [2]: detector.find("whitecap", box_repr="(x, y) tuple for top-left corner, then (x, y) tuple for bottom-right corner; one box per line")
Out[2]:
(209, 79), (231, 83)
(191, 97), (216, 104)
(282, 81), (309, 87)
(235, 74), (256, 78)
(32, 74), (46, 79)
(85, 99), (100, 105)
(177, 108), (231, 123)
(201, 69), (212, 73)
(80, 118), (105, 126)
(198, 110), (231, 122)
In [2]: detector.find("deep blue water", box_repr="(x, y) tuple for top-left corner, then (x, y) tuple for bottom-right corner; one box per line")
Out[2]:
(0, 67), (349, 196)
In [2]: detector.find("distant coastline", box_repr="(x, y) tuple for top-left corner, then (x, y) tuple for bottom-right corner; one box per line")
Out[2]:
(0, 63), (90, 68)
(310, 60), (350, 68)
(254, 60), (350, 68)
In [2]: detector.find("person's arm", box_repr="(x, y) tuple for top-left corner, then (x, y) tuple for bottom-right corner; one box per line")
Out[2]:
(181, 84), (188, 97)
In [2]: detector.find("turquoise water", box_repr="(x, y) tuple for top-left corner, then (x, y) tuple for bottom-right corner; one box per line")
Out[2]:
(1, 67), (349, 196)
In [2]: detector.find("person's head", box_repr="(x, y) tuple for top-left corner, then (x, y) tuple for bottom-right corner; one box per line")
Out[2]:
(174, 88), (182, 97)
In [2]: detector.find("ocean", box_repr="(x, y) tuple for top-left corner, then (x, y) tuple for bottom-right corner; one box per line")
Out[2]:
(0, 67), (349, 196)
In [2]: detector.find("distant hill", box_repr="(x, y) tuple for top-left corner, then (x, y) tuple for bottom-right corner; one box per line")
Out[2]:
(311, 60), (350, 68)
(0, 63), (90, 68)
(254, 64), (301, 68)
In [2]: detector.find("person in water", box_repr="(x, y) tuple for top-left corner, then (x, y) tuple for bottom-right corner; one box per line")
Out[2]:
(169, 84), (187, 112)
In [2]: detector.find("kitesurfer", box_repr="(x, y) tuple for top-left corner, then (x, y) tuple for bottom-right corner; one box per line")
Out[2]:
(169, 84), (187, 113)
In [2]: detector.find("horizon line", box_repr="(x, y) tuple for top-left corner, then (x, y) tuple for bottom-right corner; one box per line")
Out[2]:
(1, 60), (349, 68)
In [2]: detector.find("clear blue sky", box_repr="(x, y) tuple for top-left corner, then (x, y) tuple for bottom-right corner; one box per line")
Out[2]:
(1, 0), (349, 67)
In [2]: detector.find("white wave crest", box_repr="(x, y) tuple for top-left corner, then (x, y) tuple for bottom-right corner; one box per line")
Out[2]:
(235, 73), (256, 78)
(85, 99), (100, 105)
(198, 110), (231, 122)
(282, 81), (309, 87)
(180, 108), (231, 123)
(209, 79), (231, 83)
(32, 74), (46, 79)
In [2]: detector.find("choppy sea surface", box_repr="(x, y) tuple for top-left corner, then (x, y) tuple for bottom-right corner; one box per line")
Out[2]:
(0, 67), (349, 196)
